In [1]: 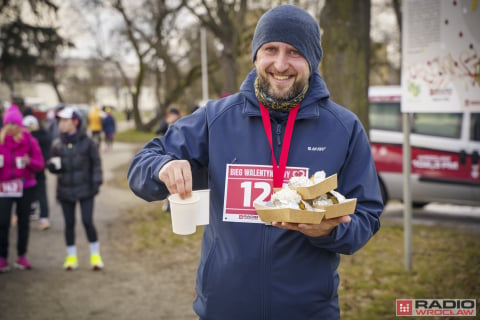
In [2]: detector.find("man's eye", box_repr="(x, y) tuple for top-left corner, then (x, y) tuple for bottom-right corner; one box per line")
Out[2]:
(290, 50), (301, 56)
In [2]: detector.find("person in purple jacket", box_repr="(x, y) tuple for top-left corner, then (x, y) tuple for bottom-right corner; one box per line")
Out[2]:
(0, 104), (45, 272)
(128, 4), (383, 319)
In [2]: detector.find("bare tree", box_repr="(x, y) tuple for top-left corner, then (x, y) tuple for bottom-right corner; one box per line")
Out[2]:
(0, 0), (72, 101)
(369, 0), (401, 85)
(320, 0), (371, 132)
(83, 0), (221, 131)
(392, 0), (401, 32)
(184, 0), (249, 95)
(108, 0), (158, 130)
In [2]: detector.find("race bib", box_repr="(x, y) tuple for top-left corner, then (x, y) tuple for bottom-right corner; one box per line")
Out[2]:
(223, 164), (308, 223)
(0, 179), (23, 197)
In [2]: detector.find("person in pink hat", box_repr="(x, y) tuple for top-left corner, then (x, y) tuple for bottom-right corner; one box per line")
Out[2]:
(0, 104), (45, 272)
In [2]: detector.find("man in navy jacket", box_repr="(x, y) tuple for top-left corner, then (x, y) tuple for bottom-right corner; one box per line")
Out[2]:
(128, 4), (383, 319)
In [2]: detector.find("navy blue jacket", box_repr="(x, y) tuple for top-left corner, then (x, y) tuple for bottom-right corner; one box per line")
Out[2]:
(102, 114), (116, 136)
(128, 69), (383, 319)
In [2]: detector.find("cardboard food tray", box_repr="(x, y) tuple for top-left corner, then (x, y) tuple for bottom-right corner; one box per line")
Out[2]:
(313, 198), (357, 219)
(254, 203), (325, 224)
(292, 174), (338, 200)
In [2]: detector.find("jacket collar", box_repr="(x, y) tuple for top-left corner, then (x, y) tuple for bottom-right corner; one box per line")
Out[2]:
(61, 130), (87, 144)
(240, 69), (330, 119)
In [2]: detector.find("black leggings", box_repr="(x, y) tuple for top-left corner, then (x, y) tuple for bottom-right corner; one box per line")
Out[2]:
(35, 175), (49, 219)
(60, 197), (98, 246)
(0, 187), (36, 258)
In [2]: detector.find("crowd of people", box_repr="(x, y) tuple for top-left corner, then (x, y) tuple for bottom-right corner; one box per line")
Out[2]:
(0, 102), (117, 272)
(0, 99), (187, 273)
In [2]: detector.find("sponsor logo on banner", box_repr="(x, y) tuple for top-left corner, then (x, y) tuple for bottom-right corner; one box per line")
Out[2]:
(396, 299), (476, 317)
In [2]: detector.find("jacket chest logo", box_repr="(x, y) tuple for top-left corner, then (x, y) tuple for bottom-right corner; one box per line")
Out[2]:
(307, 146), (327, 152)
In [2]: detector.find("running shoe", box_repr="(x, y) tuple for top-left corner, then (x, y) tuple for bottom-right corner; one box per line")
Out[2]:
(63, 255), (78, 271)
(0, 257), (10, 273)
(90, 254), (104, 271)
(14, 256), (32, 270)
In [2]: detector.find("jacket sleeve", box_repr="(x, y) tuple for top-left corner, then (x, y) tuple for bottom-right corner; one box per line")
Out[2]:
(308, 120), (384, 255)
(47, 138), (62, 174)
(27, 133), (45, 173)
(49, 138), (60, 158)
(41, 130), (52, 162)
(89, 138), (103, 186)
(128, 109), (209, 202)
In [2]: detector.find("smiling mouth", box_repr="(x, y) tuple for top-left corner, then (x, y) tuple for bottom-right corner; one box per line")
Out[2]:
(272, 74), (291, 81)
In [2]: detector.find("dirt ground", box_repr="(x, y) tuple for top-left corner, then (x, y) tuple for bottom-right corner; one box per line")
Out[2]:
(0, 142), (200, 320)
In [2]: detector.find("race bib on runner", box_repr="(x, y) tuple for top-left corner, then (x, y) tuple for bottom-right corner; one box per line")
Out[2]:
(0, 179), (23, 198)
(223, 164), (308, 223)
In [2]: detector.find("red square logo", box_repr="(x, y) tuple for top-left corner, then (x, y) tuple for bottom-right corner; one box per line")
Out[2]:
(396, 299), (413, 316)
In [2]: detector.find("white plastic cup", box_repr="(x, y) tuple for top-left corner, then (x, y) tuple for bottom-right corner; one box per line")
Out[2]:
(0, 155), (3, 168)
(50, 157), (61, 170)
(168, 193), (200, 235)
(194, 189), (210, 226)
(16, 157), (25, 169)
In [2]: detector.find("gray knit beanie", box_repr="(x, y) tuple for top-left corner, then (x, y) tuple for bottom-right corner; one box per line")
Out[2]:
(252, 5), (323, 73)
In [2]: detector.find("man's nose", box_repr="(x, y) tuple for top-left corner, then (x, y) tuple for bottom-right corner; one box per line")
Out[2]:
(273, 52), (289, 72)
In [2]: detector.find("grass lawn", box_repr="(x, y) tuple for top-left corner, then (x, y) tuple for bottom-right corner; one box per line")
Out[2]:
(120, 199), (479, 319)
(338, 221), (479, 319)
(115, 128), (157, 143)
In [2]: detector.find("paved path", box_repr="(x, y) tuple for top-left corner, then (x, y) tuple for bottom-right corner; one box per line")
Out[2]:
(381, 200), (480, 234)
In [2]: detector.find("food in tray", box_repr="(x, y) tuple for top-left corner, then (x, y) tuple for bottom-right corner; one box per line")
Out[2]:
(312, 190), (346, 207)
(270, 171), (346, 211)
(287, 170), (327, 188)
(254, 171), (356, 223)
(270, 188), (313, 211)
(271, 188), (302, 206)
(311, 170), (327, 184)
(287, 176), (313, 187)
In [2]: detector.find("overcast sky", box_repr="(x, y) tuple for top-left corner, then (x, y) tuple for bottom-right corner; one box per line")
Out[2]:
(57, 0), (400, 67)
(58, 1), (124, 59)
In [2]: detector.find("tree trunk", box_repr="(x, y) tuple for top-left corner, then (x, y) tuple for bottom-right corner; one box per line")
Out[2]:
(50, 74), (64, 103)
(320, 0), (371, 133)
(6, 76), (15, 99)
(220, 38), (238, 95)
(131, 61), (146, 131)
(186, 0), (248, 96)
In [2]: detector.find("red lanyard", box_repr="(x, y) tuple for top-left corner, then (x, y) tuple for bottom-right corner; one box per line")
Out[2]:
(259, 102), (300, 188)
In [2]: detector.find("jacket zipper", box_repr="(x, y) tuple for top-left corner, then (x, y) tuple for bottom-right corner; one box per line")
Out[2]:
(275, 124), (282, 147)
(10, 149), (16, 179)
(262, 225), (269, 319)
(65, 144), (75, 199)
